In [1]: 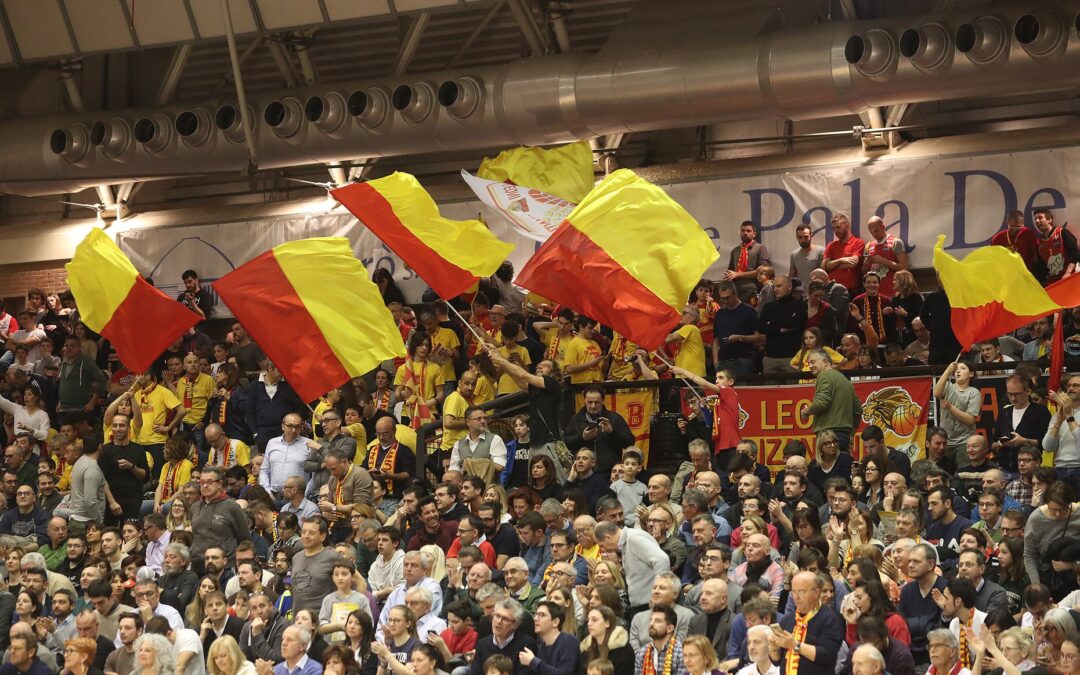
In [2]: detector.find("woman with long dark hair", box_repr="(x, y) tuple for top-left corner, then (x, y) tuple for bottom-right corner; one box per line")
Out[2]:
(579, 606), (633, 675)
(528, 454), (563, 502)
(841, 578), (911, 647)
(208, 363), (251, 444)
(992, 536), (1028, 617)
(372, 269), (405, 306)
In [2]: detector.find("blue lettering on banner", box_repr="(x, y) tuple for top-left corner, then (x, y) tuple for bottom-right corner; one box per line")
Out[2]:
(745, 188), (794, 233)
(946, 169), (1018, 250)
(843, 178), (862, 238)
(876, 200), (913, 254)
(1024, 187), (1067, 226)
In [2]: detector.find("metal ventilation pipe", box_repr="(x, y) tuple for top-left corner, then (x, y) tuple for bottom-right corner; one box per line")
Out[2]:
(955, 15), (1010, 65)
(348, 88), (391, 130)
(393, 83), (436, 124)
(133, 113), (174, 154)
(49, 124), (91, 164)
(263, 97), (305, 139)
(439, 77), (484, 119)
(305, 93), (348, 134)
(900, 22), (953, 72)
(215, 104), (256, 144)
(8, 0), (1080, 195)
(1014, 8), (1069, 59)
(90, 119), (133, 160)
(845, 28), (899, 78)
(175, 108), (214, 148)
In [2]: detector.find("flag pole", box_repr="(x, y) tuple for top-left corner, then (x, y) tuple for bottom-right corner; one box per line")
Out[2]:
(649, 350), (708, 401)
(444, 300), (492, 348)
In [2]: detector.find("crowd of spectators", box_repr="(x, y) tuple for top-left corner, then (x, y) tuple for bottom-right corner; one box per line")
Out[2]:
(0, 209), (1077, 675)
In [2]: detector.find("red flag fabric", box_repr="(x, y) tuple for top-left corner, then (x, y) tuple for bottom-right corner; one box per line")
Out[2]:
(1050, 310), (1065, 392)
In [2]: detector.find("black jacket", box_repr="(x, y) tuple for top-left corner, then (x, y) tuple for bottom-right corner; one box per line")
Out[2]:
(203, 615), (245, 655)
(470, 631), (537, 675)
(158, 568), (199, 614)
(562, 407), (635, 474)
(240, 609), (291, 662)
(245, 380), (307, 450)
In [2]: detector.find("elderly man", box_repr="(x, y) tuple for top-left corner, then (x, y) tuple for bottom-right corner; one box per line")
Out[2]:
(634, 474), (683, 528)
(925, 629), (969, 675)
(628, 573), (696, 650)
(595, 520), (671, 615)
(851, 645), (887, 675)
(156, 542), (199, 613)
(204, 422), (252, 471)
(405, 586), (446, 637)
(319, 447), (373, 540)
(647, 504), (688, 575)
(442, 560), (493, 621)
(131, 579), (184, 633)
(190, 465), (250, 567)
(76, 607), (118, 669)
(502, 556), (545, 614)
(687, 578), (732, 654)
(565, 448), (612, 504)
(770, 571), (844, 675)
(898, 543), (948, 665)
(730, 534), (784, 600)
(263, 625), (321, 675)
(799, 350), (861, 452)
(736, 624), (779, 675)
(380, 550), (444, 627)
(38, 517), (68, 571)
(469, 598), (537, 675)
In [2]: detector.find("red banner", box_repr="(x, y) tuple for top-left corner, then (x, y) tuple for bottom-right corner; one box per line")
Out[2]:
(735, 376), (932, 477)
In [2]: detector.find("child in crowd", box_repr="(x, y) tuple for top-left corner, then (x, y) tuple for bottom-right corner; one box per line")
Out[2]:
(436, 600), (477, 662)
(483, 654), (514, 675)
(756, 264), (776, 310)
(611, 449), (647, 527)
(319, 560), (372, 643)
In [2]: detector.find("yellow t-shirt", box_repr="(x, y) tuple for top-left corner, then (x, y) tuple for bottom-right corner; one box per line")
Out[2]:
(394, 360), (443, 416)
(673, 324), (706, 377)
(347, 424), (370, 465)
(543, 330), (572, 367)
(565, 335), (603, 385)
(496, 344), (532, 394)
(473, 374), (496, 407)
(429, 326), (462, 384)
(208, 439), (251, 469)
(158, 459), (194, 497)
(607, 333), (639, 382)
(312, 399), (334, 440)
(177, 373), (215, 425)
(134, 384), (182, 445)
(441, 390), (470, 451)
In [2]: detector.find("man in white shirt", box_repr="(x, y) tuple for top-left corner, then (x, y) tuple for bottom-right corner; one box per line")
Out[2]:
(131, 580), (184, 636)
(146, 615), (206, 675)
(448, 407), (507, 475)
(378, 550), (443, 630)
(736, 625), (780, 675)
(142, 514), (171, 577)
(260, 414), (312, 499)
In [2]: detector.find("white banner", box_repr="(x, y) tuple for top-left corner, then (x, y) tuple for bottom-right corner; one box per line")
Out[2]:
(117, 145), (1080, 310)
(460, 170), (570, 242)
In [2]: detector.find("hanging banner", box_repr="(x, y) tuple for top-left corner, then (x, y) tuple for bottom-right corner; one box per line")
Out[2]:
(605, 388), (657, 462)
(116, 145), (1080, 308)
(460, 170), (572, 242)
(735, 376), (932, 477)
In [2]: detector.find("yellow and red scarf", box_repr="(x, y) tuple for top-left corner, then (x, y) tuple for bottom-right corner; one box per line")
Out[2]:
(368, 441), (399, 493)
(785, 608), (818, 674)
(642, 639), (677, 675)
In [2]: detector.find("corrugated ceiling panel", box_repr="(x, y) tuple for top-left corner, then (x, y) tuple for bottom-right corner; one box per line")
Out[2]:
(130, 0), (196, 45)
(4, 0), (74, 59)
(63, 0), (135, 53)
(322, 0), (390, 20)
(189, 0), (259, 39)
(255, 0), (323, 30)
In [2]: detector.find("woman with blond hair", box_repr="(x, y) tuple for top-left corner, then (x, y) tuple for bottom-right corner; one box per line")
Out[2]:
(891, 269), (922, 346)
(419, 545), (446, 583)
(62, 636), (103, 675)
(207, 635), (257, 675)
(682, 634), (722, 675)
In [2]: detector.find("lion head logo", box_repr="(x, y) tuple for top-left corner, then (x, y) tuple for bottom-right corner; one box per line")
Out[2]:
(862, 386), (922, 437)
(738, 404), (749, 429)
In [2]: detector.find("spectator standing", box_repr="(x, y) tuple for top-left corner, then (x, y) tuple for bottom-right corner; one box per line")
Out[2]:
(290, 517), (339, 614)
(823, 214), (865, 297)
(750, 276), (806, 374)
(790, 224), (826, 291)
(724, 221), (771, 304)
(190, 466), (250, 566)
(933, 362), (980, 470)
(861, 216), (909, 297)
(799, 350), (861, 452)
(246, 363), (306, 453)
(1046, 376), (1080, 494)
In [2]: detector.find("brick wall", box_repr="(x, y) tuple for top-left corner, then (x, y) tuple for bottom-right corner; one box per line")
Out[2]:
(0, 260), (69, 310)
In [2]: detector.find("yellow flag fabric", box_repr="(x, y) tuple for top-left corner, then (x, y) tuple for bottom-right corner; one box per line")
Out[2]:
(332, 172), (514, 299)
(478, 141), (595, 203)
(65, 228), (138, 332)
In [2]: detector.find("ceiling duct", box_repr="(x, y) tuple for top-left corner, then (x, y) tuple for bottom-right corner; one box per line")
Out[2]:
(90, 119), (133, 160)
(439, 77), (484, 120)
(393, 83), (436, 124)
(215, 104), (255, 145)
(175, 108), (214, 148)
(1015, 8), (1069, 60)
(955, 15), (1010, 65)
(9, 0), (1080, 195)
(264, 98), (305, 139)
(348, 88), (391, 130)
(900, 22), (953, 72)
(132, 114), (173, 155)
(305, 93), (348, 135)
(49, 124), (91, 164)
(845, 28), (899, 79)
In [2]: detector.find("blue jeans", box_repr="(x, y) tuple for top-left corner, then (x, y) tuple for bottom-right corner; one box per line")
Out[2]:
(1057, 467), (1080, 495)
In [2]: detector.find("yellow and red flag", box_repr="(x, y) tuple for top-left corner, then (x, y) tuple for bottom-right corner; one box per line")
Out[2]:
(331, 172), (513, 300)
(478, 141), (595, 203)
(933, 234), (1080, 349)
(65, 229), (200, 374)
(213, 237), (405, 402)
(515, 169), (719, 351)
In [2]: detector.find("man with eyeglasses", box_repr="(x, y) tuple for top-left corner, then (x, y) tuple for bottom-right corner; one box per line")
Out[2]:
(448, 405), (507, 482)
(648, 506), (688, 577)
(0, 484), (48, 550)
(304, 410), (356, 499)
(259, 413), (311, 503)
(999, 510), (1026, 540)
(541, 530), (588, 588)
(682, 543), (739, 614)
(190, 465), (250, 569)
(992, 373), (1050, 472)
(319, 447), (374, 543)
(1005, 446), (1040, 509)
(448, 515), (496, 568)
(279, 475), (319, 520)
(500, 556), (544, 615)
(769, 571), (844, 675)
(129, 579), (183, 635)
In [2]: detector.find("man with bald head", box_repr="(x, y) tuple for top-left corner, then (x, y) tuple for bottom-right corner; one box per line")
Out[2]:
(771, 571), (844, 675)
(635, 474), (683, 527)
(693, 471), (731, 522)
(688, 578), (732, 654)
(730, 534), (784, 601)
(862, 215), (908, 296)
(770, 454), (825, 506)
(365, 416), (416, 500)
(746, 275), (806, 374)
(974, 469), (1022, 519)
